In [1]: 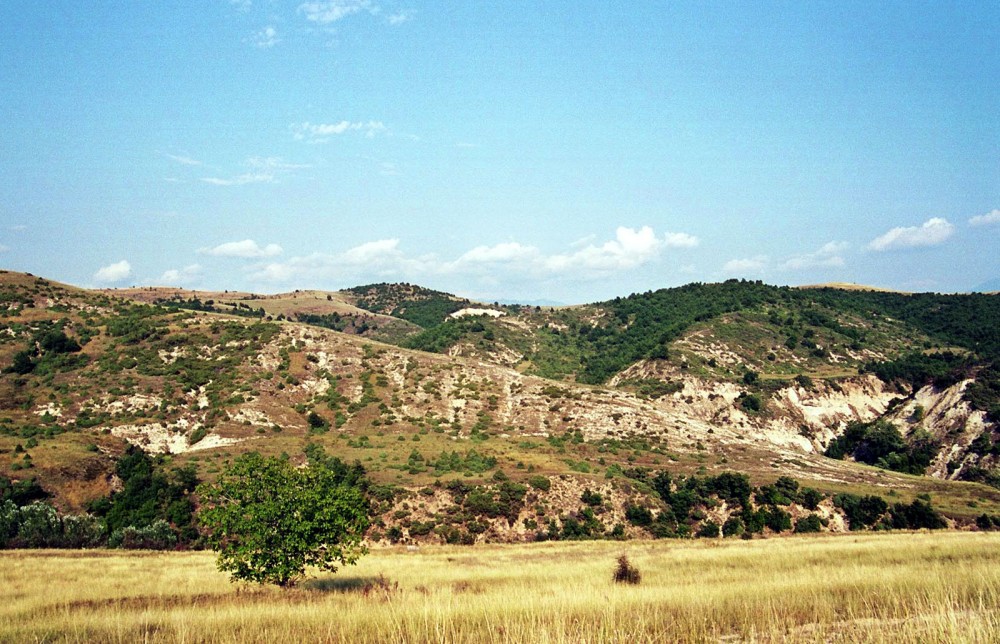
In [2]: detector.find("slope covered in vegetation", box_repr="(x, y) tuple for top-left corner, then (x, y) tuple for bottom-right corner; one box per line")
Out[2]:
(1, 270), (1000, 550)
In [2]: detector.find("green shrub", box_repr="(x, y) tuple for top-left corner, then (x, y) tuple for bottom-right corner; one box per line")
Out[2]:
(722, 516), (744, 537)
(624, 504), (653, 527)
(13, 503), (61, 547)
(793, 514), (823, 533)
(737, 392), (764, 413)
(834, 493), (888, 530)
(889, 500), (947, 530)
(763, 507), (792, 533)
(580, 488), (603, 506)
(696, 520), (721, 538)
(307, 411), (329, 433)
(527, 475), (551, 491)
(108, 520), (177, 550)
(801, 487), (824, 510)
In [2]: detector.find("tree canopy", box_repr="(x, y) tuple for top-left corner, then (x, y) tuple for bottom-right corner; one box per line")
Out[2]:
(197, 449), (370, 587)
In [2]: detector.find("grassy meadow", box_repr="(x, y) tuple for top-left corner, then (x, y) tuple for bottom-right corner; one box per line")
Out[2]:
(3, 532), (1000, 642)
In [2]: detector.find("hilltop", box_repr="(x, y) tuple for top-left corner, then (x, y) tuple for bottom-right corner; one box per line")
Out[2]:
(2, 270), (1000, 546)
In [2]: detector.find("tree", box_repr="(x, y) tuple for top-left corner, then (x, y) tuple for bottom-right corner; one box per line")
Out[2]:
(197, 450), (370, 587)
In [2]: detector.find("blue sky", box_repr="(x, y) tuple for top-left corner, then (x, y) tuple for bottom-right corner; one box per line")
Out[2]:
(1, 1), (997, 303)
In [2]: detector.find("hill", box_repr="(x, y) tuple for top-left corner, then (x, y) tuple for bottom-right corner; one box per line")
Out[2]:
(2, 270), (1000, 548)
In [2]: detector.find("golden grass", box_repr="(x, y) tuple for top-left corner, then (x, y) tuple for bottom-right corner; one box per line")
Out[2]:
(2, 532), (999, 642)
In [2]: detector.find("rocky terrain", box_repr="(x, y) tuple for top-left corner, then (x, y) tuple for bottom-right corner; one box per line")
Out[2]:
(2, 270), (999, 544)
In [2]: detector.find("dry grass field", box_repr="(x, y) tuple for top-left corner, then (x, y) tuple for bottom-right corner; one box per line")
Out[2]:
(2, 532), (999, 642)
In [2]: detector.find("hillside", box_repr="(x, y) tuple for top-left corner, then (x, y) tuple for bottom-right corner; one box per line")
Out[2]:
(2, 270), (1000, 548)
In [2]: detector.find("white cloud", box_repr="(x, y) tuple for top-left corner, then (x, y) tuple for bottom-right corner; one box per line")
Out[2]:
(722, 256), (768, 275)
(243, 226), (691, 284)
(664, 232), (700, 248)
(200, 173), (274, 186)
(165, 153), (202, 166)
(199, 156), (308, 186)
(341, 239), (402, 265)
(782, 241), (848, 270)
(200, 240), (283, 258)
(246, 156), (311, 170)
(387, 10), (414, 25)
(291, 120), (386, 143)
(253, 25), (280, 48)
(457, 242), (539, 265)
(157, 264), (202, 285)
(247, 227), (694, 287)
(545, 226), (662, 273)
(94, 260), (132, 284)
(868, 217), (955, 251)
(969, 209), (1000, 227)
(0, 244), (9, 253)
(298, 1), (372, 24)
(251, 240), (435, 284)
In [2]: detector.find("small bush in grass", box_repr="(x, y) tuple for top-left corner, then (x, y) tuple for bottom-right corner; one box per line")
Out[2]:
(613, 554), (641, 585)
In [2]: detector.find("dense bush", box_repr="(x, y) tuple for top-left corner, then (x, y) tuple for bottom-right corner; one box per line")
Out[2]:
(863, 351), (971, 389)
(696, 520), (721, 538)
(0, 501), (105, 549)
(0, 476), (48, 505)
(825, 420), (938, 475)
(624, 504), (653, 527)
(889, 500), (947, 530)
(108, 520), (177, 549)
(88, 447), (198, 544)
(834, 493), (889, 530)
(793, 514), (823, 534)
(527, 475), (551, 491)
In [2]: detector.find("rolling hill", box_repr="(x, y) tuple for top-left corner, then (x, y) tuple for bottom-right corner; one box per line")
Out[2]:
(2, 270), (1000, 547)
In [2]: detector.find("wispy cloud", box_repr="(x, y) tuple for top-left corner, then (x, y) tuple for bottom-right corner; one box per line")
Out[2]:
(199, 240), (284, 258)
(253, 25), (280, 48)
(94, 260), (132, 284)
(291, 120), (387, 143)
(201, 173), (274, 186)
(969, 209), (1000, 227)
(165, 153), (203, 166)
(868, 217), (955, 251)
(246, 156), (311, 170)
(200, 156), (308, 186)
(0, 244), (9, 253)
(387, 10), (414, 25)
(298, 1), (373, 24)
(782, 241), (848, 270)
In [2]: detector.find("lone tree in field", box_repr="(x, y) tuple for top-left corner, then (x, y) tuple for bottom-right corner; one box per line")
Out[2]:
(197, 448), (370, 587)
